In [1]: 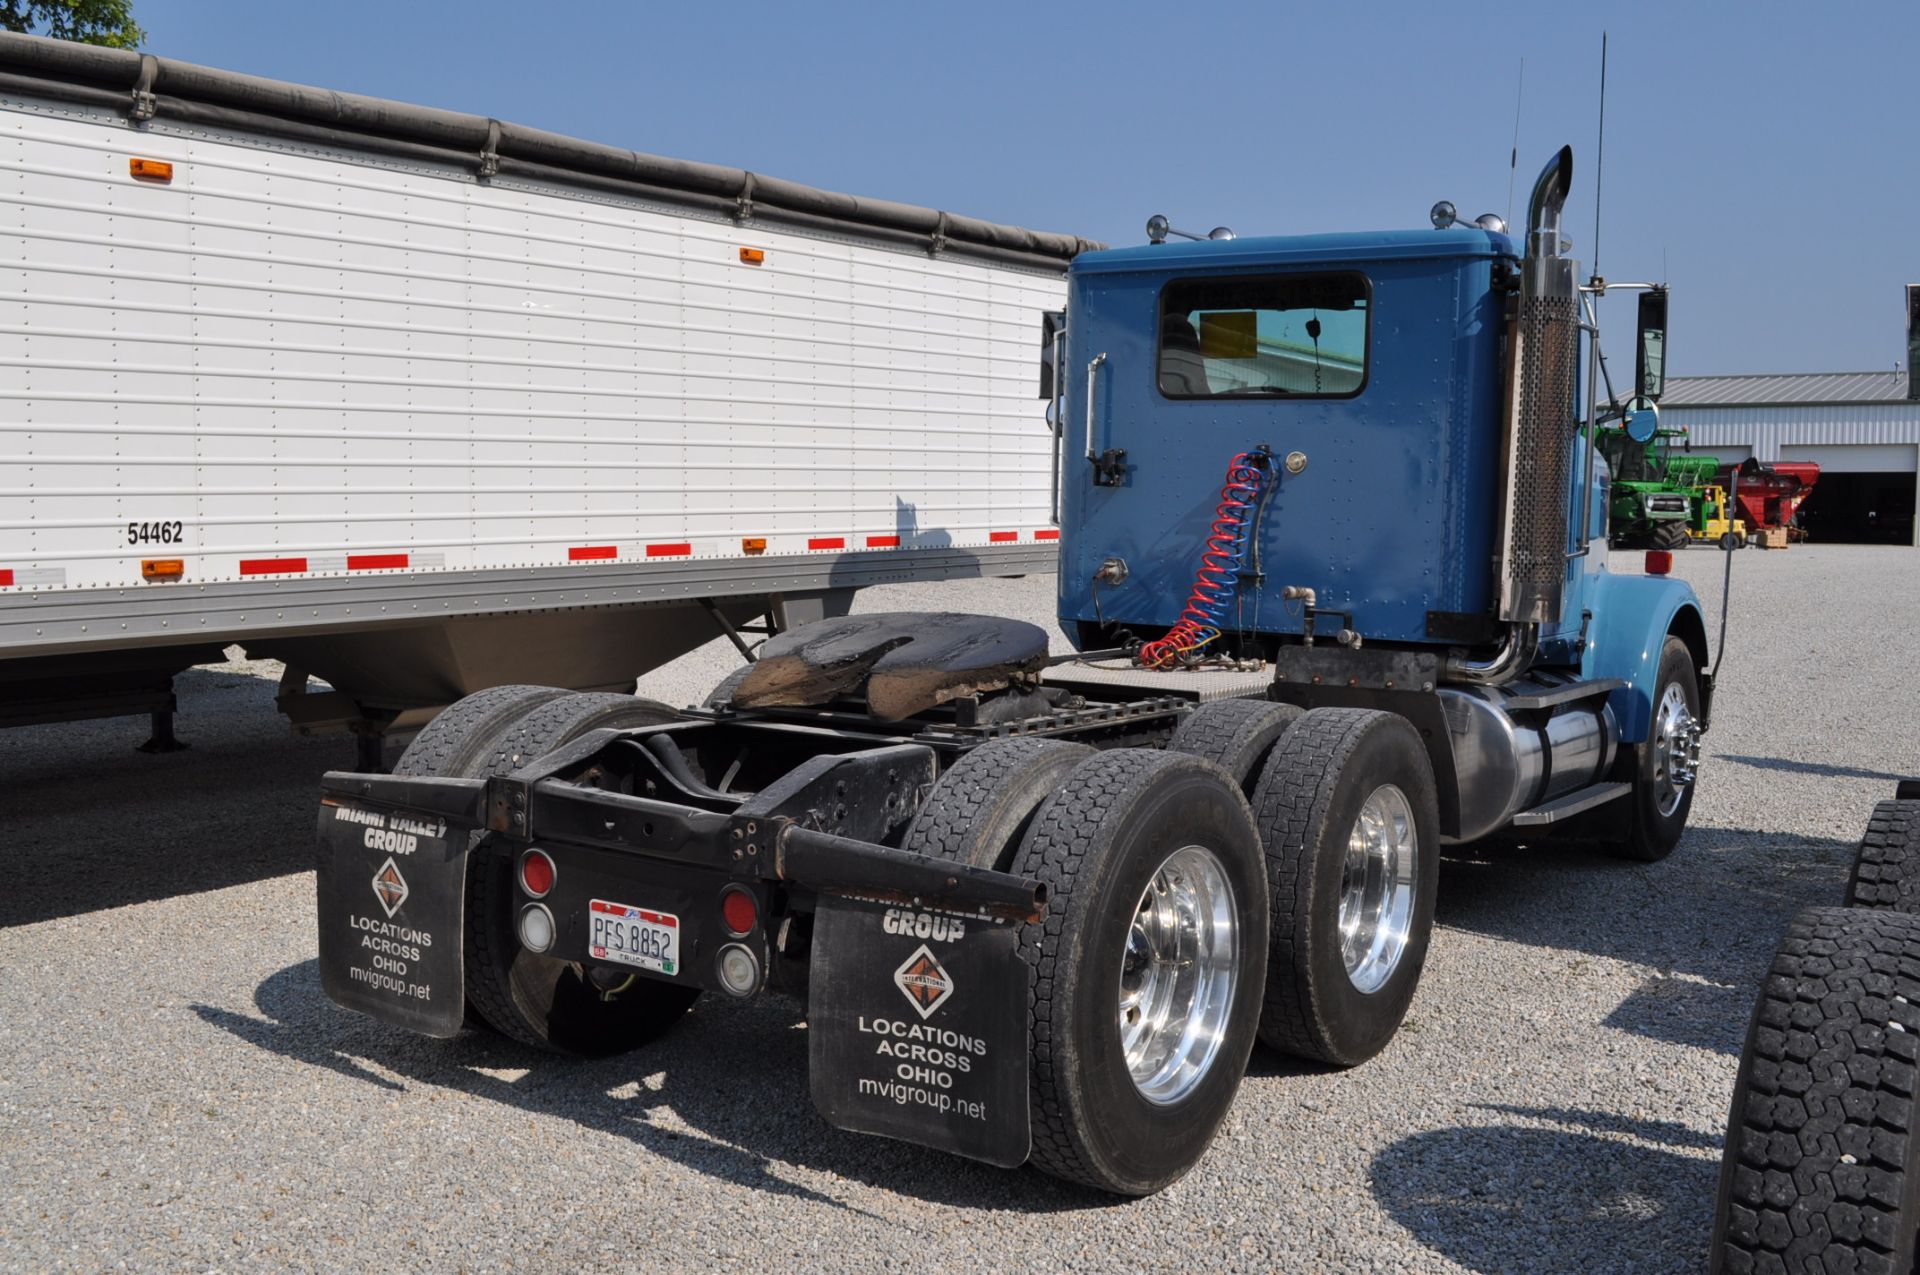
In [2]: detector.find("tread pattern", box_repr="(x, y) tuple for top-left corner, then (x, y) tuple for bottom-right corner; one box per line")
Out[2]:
(391, 685), (570, 779)
(1016, 748), (1183, 1188)
(703, 664), (754, 708)
(460, 693), (679, 1051)
(900, 738), (1093, 870)
(1848, 801), (1920, 912)
(1715, 906), (1920, 1275)
(1166, 698), (1304, 792)
(1249, 707), (1404, 1064)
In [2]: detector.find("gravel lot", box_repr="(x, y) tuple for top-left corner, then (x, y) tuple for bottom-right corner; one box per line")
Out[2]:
(4, 547), (1916, 1273)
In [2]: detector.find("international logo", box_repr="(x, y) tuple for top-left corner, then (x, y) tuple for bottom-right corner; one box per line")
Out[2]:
(893, 944), (954, 1019)
(371, 857), (409, 918)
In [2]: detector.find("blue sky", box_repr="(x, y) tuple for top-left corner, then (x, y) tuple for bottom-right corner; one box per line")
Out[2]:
(125, 0), (1918, 377)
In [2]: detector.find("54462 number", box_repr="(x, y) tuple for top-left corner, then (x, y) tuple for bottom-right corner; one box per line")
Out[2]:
(127, 520), (185, 545)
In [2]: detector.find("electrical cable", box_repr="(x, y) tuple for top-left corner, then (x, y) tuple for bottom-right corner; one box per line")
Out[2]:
(1138, 450), (1270, 670)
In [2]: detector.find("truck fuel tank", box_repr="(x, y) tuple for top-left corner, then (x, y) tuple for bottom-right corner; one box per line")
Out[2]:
(1439, 677), (1618, 842)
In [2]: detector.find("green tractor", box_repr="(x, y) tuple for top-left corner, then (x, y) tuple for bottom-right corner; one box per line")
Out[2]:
(1597, 414), (1717, 550)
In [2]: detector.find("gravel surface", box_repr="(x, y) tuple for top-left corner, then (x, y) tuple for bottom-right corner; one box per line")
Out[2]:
(4, 547), (1916, 1273)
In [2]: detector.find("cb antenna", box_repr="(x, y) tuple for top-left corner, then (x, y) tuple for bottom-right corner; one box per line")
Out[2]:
(1592, 33), (1608, 281)
(1505, 58), (1524, 226)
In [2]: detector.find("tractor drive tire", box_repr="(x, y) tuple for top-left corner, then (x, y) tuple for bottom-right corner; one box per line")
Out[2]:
(1712, 906), (1920, 1275)
(1605, 635), (1702, 863)
(900, 738), (1095, 871)
(1166, 698), (1305, 794)
(1250, 708), (1441, 1067)
(702, 664), (754, 709)
(1845, 800), (1920, 912)
(459, 692), (697, 1055)
(391, 685), (573, 781)
(1011, 749), (1268, 1196)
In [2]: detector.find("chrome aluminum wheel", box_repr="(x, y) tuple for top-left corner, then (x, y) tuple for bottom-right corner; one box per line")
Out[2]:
(1339, 784), (1418, 994)
(1118, 844), (1238, 1106)
(1651, 682), (1701, 817)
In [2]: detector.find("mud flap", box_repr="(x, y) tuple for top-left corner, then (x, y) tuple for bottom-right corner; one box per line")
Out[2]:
(808, 896), (1030, 1167)
(314, 798), (468, 1037)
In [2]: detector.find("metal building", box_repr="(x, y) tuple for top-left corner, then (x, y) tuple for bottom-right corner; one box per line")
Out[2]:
(1659, 286), (1920, 546)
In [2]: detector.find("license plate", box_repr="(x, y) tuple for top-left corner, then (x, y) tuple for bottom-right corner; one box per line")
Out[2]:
(588, 899), (679, 975)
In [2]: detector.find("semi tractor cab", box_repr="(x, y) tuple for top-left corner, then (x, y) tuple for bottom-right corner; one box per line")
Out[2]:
(312, 147), (1716, 1198)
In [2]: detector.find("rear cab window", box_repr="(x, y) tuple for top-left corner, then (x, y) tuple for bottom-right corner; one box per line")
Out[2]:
(1158, 272), (1370, 400)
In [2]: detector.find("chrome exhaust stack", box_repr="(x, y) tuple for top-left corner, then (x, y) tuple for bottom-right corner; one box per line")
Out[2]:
(1451, 147), (1579, 686)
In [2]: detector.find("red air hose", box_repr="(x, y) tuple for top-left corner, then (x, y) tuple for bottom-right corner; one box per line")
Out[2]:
(1137, 451), (1269, 670)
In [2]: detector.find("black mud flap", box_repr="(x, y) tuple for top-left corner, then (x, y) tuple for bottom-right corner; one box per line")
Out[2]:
(314, 798), (469, 1037)
(808, 897), (1030, 1168)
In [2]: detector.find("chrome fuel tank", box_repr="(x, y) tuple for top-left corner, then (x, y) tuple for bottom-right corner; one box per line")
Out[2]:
(1438, 677), (1618, 843)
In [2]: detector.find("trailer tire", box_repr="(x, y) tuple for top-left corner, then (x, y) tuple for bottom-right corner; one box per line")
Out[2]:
(459, 692), (698, 1056)
(901, 738), (1094, 871)
(1012, 749), (1268, 1196)
(1166, 698), (1304, 794)
(1607, 635), (1701, 863)
(1249, 708), (1440, 1067)
(1845, 800), (1920, 912)
(1712, 906), (1920, 1275)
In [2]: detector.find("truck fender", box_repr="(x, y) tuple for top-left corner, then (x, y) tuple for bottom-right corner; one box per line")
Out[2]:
(1580, 572), (1710, 745)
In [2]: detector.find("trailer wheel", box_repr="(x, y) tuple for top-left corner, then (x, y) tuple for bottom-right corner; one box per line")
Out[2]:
(1166, 698), (1304, 793)
(901, 737), (1094, 870)
(1012, 749), (1268, 1196)
(460, 692), (697, 1055)
(1845, 800), (1920, 912)
(1249, 707), (1440, 1067)
(1712, 906), (1920, 1275)
(1607, 635), (1701, 862)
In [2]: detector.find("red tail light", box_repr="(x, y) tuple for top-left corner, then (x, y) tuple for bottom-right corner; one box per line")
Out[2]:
(1645, 550), (1673, 576)
(520, 849), (555, 898)
(720, 887), (757, 937)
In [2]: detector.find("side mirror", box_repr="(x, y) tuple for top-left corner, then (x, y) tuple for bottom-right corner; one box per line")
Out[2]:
(1636, 288), (1668, 402)
(1038, 310), (1065, 400)
(1624, 396), (1660, 444)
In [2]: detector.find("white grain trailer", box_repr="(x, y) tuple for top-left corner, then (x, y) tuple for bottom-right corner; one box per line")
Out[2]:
(0, 33), (1093, 760)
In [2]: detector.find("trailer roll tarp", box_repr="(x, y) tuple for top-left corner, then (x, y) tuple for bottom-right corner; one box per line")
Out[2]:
(0, 32), (1100, 270)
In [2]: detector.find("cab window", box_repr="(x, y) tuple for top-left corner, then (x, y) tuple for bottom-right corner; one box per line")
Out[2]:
(1159, 273), (1369, 399)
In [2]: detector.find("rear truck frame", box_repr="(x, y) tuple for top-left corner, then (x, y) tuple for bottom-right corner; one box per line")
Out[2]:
(317, 147), (1730, 1198)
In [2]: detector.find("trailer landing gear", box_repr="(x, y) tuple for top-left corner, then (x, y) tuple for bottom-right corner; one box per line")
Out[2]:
(135, 704), (188, 754)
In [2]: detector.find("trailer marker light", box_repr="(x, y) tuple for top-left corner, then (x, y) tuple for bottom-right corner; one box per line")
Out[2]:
(519, 849), (555, 898)
(1645, 549), (1673, 576)
(140, 558), (185, 581)
(716, 943), (761, 997)
(720, 887), (756, 937)
(739, 247), (765, 265)
(741, 537), (767, 554)
(518, 903), (556, 953)
(129, 158), (173, 182)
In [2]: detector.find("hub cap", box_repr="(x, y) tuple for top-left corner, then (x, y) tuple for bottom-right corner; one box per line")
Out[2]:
(1118, 844), (1238, 1106)
(1651, 682), (1701, 817)
(1340, 784), (1418, 995)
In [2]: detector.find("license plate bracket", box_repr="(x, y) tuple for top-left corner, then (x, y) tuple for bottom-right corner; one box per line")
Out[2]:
(808, 897), (1030, 1168)
(314, 800), (467, 1037)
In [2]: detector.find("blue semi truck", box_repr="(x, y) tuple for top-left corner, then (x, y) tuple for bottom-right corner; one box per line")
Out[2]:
(313, 147), (1715, 1196)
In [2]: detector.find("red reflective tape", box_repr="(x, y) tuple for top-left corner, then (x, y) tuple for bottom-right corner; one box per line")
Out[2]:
(0, 569), (12, 587)
(807, 537), (845, 551)
(646, 542), (692, 558)
(1034, 529), (1060, 541)
(989, 531), (1018, 543)
(347, 553), (408, 571)
(866, 535), (901, 548)
(568, 545), (618, 561)
(240, 558), (307, 575)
